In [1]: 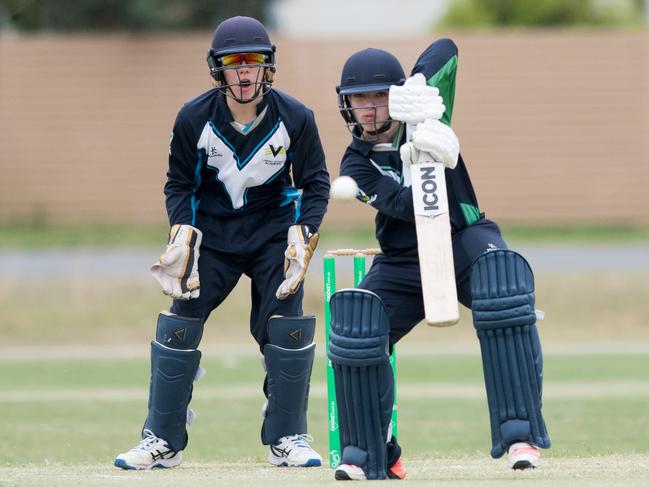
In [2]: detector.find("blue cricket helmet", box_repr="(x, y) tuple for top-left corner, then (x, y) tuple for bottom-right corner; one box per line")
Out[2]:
(206, 16), (276, 102)
(337, 48), (406, 96)
(208, 16), (275, 59)
(337, 48), (406, 134)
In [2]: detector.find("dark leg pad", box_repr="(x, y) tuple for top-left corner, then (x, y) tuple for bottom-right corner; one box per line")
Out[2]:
(143, 340), (201, 452)
(261, 315), (316, 444)
(471, 250), (550, 458)
(328, 289), (393, 480)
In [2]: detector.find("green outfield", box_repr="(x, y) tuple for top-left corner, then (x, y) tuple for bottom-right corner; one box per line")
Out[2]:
(1, 223), (649, 248)
(1, 225), (648, 485)
(1, 350), (649, 486)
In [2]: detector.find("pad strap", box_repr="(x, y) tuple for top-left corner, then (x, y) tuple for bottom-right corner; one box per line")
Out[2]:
(155, 312), (204, 349)
(267, 315), (315, 349)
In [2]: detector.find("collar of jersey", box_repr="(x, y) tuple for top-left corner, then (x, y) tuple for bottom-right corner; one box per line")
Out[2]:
(350, 125), (404, 156)
(217, 90), (269, 123)
(208, 116), (283, 170)
(229, 106), (269, 136)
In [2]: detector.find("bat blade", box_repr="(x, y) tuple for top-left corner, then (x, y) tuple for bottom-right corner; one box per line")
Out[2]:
(411, 160), (459, 327)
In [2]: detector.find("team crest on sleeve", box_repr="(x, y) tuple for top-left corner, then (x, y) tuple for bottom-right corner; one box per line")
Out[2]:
(357, 188), (377, 205)
(198, 120), (291, 209)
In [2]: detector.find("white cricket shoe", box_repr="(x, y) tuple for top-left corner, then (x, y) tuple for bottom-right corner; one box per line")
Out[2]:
(114, 429), (181, 470)
(269, 434), (322, 467)
(335, 463), (367, 481)
(507, 442), (541, 470)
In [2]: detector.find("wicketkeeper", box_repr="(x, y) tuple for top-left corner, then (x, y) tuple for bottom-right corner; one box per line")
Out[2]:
(114, 16), (329, 470)
(328, 40), (550, 480)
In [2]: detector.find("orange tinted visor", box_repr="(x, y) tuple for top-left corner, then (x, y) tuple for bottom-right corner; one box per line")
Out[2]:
(220, 53), (267, 67)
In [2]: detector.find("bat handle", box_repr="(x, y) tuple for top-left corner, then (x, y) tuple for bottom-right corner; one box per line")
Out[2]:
(416, 149), (440, 165)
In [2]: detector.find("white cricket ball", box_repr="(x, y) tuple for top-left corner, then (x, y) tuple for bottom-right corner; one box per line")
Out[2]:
(330, 176), (359, 200)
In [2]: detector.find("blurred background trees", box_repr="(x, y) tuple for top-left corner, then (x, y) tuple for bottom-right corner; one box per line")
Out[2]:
(440, 0), (645, 27)
(1, 0), (645, 32)
(0, 0), (268, 32)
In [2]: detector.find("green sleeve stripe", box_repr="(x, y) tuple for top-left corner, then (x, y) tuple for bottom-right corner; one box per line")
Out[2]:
(426, 54), (458, 127)
(460, 202), (481, 226)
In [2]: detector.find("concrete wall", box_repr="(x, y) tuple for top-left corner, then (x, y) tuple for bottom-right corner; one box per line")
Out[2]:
(1, 31), (648, 225)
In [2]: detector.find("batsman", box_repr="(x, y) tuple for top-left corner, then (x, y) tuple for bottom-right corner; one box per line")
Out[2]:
(329, 40), (551, 480)
(114, 16), (328, 470)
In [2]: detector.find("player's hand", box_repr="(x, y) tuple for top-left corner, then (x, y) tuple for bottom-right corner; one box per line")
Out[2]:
(276, 224), (319, 300)
(401, 119), (459, 170)
(150, 224), (202, 300)
(389, 73), (445, 124)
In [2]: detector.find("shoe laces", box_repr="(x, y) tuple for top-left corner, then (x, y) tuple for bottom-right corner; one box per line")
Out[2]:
(131, 429), (164, 452)
(287, 434), (314, 449)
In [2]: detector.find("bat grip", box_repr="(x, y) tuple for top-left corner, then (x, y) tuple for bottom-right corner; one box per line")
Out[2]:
(416, 150), (434, 164)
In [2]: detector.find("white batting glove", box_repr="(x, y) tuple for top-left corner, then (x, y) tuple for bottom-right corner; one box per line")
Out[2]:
(276, 224), (319, 300)
(400, 119), (459, 170)
(150, 224), (202, 300)
(389, 73), (445, 124)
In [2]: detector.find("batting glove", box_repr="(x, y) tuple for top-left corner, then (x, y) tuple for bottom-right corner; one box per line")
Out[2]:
(276, 224), (319, 300)
(389, 73), (445, 124)
(150, 224), (202, 300)
(400, 119), (459, 170)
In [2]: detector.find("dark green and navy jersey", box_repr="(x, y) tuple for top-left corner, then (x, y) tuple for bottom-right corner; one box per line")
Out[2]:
(340, 37), (484, 256)
(340, 131), (482, 256)
(164, 88), (329, 232)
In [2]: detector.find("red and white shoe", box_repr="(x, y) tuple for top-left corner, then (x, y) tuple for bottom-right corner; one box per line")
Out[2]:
(387, 458), (407, 479)
(507, 442), (541, 470)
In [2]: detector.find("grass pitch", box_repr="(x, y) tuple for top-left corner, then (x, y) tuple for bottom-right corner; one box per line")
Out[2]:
(2, 456), (649, 487)
(1, 232), (648, 485)
(1, 350), (648, 486)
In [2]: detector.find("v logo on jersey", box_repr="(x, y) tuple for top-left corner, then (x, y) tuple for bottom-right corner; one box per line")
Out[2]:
(199, 119), (291, 209)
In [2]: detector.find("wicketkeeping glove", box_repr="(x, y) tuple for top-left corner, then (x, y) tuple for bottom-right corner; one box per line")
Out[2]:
(400, 119), (459, 170)
(276, 224), (319, 300)
(150, 224), (202, 300)
(389, 73), (445, 124)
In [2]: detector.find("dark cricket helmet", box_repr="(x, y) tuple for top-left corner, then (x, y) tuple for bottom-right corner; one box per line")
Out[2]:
(206, 16), (276, 103)
(336, 48), (406, 133)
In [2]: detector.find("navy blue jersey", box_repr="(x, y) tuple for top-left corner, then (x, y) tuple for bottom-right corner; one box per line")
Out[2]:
(340, 131), (481, 256)
(165, 88), (329, 232)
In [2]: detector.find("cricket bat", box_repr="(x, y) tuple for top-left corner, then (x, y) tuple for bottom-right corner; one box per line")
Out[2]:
(410, 149), (459, 326)
(402, 39), (461, 327)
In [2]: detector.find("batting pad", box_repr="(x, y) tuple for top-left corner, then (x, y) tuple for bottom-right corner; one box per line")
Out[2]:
(471, 250), (550, 458)
(328, 289), (393, 480)
(144, 340), (201, 452)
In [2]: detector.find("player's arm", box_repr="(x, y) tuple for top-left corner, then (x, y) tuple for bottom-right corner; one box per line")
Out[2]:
(164, 110), (201, 226)
(289, 109), (330, 232)
(151, 110), (203, 300)
(342, 152), (415, 223)
(276, 109), (329, 300)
